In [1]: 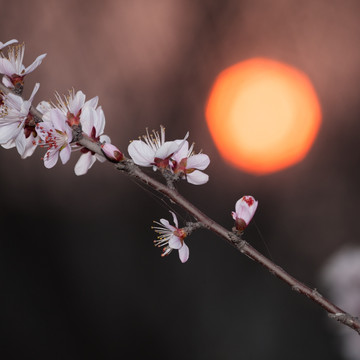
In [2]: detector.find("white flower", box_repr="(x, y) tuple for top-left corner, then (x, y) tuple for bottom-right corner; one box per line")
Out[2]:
(172, 140), (210, 185)
(0, 43), (46, 89)
(74, 105), (112, 175)
(0, 39), (18, 51)
(54, 89), (98, 127)
(153, 211), (189, 263)
(232, 196), (258, 231)
(36, 108), (73, 168)
(128, 126), (189, 170)
(0, 83), (40, 157)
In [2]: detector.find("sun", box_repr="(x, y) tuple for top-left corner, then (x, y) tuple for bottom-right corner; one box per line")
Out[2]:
(205, 58), (322, 175)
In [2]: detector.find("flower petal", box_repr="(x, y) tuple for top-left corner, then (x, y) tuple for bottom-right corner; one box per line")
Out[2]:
(169, 211), (178, 228)
(74, 152), (96, 176)
(178, 243), (189, 263)
(60, 144), (71, 164)
(0, 58), (15, 77)
(169, 235), (182, 250)
(44, 150), (59, 168)
(187, 154), (210, 171)
(24, 53), (47, 75)
(186, 170), (209, 185)
(128, 140), (155, 166)
(0, 122), (21, 144)
(69, 90), (85, 115)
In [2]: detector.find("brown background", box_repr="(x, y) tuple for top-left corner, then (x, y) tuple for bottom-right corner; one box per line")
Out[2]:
(1, 0), (360, 359)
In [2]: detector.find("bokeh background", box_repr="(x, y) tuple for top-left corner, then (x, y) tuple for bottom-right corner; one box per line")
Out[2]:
(1, 0), (360, 359)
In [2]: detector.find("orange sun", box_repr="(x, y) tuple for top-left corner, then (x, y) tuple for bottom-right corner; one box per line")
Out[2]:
(205, 58), (322, 175)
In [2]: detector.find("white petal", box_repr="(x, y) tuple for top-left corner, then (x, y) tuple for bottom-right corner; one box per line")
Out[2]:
(169, 235), (182, 250)
(159, 218), (176, 232)
(80, 106), (94, 135)
(187, 154), (210, 171)
(128, 140), (154, 166)
(74, 152), (96, 176)
(99, 134), (110, 144)
(186, 170), (209, 185)
(28, 83), (40, 103)
(21, 136), (38, 159)
(0, 122), (22, 144)
(69, 90), (85, 115)
(178, 243), (189, 263)
(155, 141), (179, 159)
(60, 144), (71, 164)
(44, 150), (59, 168)
(15, 131), (26, 156)
(24, 53), (47, 75)
(172, 140), (189, 162)
(50, 108), (67, 130)
(2, 76), (13, 88)
(84, 96), (98, 110)
(0, 39), (18, 49)
(169, 211), (178, 228)
(95, 107), (105, 135)
(0, 58), (15, 76)
(2, 139), (15, 149)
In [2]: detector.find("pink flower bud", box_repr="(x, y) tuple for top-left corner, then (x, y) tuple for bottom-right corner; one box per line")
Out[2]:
(101, 143), (123, 162)
(231, 195), (258, 232)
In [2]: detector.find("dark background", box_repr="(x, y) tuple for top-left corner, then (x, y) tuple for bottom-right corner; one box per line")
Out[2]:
(0, 0), (359, 359)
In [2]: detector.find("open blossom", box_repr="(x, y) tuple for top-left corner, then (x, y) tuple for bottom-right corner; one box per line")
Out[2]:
(153, 211), (189, 263)
(0, 43), (46, 90)
(36, 108), (73, 168)
(232, 196), (258, 232)
(74, 105), (112, 175)
(172, 140), (210, 185)
(54, 89), (98, 127)
(0, 83), (40, 158)
(128, 126), (188, 170)
(0, 39), (17, 51)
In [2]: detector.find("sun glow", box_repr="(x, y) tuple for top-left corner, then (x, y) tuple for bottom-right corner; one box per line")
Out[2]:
(205, 58), (322, 175)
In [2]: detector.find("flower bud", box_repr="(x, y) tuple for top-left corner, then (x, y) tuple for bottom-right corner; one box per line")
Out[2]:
(231, 195), (258, 232)
(101, 143), (123, 162)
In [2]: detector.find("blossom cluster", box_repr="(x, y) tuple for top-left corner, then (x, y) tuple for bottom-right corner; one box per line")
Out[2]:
(128, 126), (210, 185)
(0, 38), (258, 265)
(0, 39), (119, 175)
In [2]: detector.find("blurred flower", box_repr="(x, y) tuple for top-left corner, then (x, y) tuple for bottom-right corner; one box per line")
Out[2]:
(232, 195), (258, 232)
(0, 83), (40, 157)
(172, 140), (210, 185)
(153, 211), (189, 263)
(0, 39), (17, 51)
(0, 43), (46, 90)
(36, 108), (73, 168)
(128, 126), (188, 170)
(320, 246), (360, 360)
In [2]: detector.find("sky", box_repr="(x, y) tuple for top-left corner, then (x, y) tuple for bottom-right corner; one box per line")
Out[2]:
(0, 0), (360, 359)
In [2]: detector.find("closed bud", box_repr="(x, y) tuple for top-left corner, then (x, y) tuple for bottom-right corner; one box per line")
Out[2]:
(101, 143), (123, 162)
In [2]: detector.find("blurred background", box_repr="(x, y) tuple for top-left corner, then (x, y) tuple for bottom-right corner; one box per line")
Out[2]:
(0, 0), (360, 359)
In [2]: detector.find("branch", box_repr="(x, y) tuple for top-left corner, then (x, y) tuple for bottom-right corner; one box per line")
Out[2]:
(2, 79), (359, 335)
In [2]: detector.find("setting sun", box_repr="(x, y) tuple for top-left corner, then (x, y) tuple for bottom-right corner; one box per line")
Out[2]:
(205, 58), (322, 175)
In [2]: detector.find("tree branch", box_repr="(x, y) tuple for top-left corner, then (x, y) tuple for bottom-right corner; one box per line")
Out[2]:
(2, 79), (359, 334)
